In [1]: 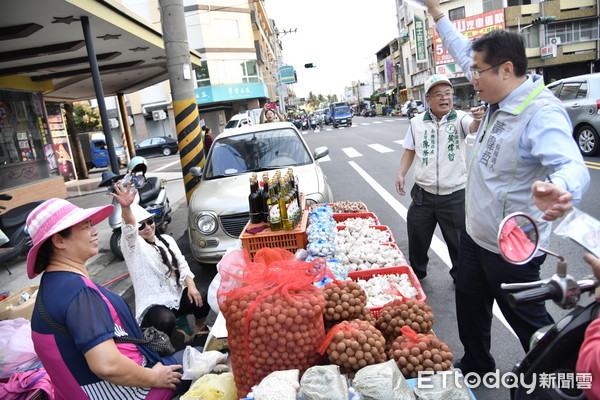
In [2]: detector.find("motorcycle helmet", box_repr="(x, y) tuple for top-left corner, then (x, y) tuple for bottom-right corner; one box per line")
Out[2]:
(128, 156), (148, 175)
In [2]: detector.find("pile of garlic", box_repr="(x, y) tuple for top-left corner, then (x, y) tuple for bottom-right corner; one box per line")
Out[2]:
(337, 216), (378, 229)
(335, 226), (392, 247)
(336, 243), (407, 271)
(356, 273), (419, 307)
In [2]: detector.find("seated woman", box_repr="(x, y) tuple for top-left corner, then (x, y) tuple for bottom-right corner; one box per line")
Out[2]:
(27, 198), (182, 400)
(114, 183), (209, 349)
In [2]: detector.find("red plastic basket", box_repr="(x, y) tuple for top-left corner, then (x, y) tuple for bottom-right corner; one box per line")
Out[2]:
(336, 225), (395, 243)
(333, 212), (380, 226)
(349, 265), (426, 319)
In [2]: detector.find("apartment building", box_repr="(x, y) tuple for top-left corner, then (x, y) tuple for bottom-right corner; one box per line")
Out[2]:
(393, 0), (599, 108)
(124, 0), (283, 138)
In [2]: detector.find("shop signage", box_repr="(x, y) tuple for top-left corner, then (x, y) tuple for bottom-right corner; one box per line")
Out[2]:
(195, 83), (268, 105)
(279, 65), (296, 84)
(433, 10), (505, 68)
(414, 15), (427, 64)
(541, 44), (557, 60)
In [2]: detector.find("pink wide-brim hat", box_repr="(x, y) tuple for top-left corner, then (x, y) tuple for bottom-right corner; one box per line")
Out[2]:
(26, 198), (114, 279)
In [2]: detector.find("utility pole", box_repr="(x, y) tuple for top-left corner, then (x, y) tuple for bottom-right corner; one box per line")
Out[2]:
(158, 0), (204, 202)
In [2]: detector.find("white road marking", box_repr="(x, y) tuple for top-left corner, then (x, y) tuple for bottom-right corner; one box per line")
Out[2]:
(361, 123), (370, 126)
(318, 155), (331, 162)
(394, 140), (405, 146)
(385, 119), (396, 122)
(341, 147), (362, 158)
(155, 160), (180, 171)
(368, 144), (394, 153)
(373, 121), (383, 124)
(347, 160), (518, 339)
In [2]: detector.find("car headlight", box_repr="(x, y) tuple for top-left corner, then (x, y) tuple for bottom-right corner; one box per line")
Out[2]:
(195, 212), (218, 235)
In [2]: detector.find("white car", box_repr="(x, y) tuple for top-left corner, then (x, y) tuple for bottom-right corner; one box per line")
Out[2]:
(188, 122), (333, 263)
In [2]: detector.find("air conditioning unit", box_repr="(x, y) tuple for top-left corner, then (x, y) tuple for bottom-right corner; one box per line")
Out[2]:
(108, 118), (119, 129)
(549, 37), (561, 45)
(152, 110), (167, 121)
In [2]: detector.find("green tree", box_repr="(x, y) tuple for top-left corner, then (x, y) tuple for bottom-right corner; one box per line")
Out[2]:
(73, 104), (102, 132)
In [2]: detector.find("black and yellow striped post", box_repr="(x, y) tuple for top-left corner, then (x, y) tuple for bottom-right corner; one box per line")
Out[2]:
(159, 0), (204, 202)
(174, 99), (204, 201)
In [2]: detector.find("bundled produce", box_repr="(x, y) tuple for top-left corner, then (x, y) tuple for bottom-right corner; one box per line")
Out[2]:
(217, 248), (327, 397)
(322, 281), (367, 324)
(388, 326), (454, 379)
(300, 365), (349, 400)
(336, 243), (408, 271)
(356, 273), (419, 307)
(306, 205), (337, 260)
(319, 319), (387, 377)
(250, 369), (299, 400)
(376, 299), (434, 345)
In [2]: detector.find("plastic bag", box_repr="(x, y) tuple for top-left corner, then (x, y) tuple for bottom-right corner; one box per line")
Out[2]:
(217, 248), (327, 397)
(0, 318), (41, 378)
(207, 273), (221, 314)
(181, 347), (228, 381)
(413, 371), (471, 400)
(251, 369), (299, 400)
(300, 365), (349, 400)
(353, 359), (415, 400)
(181, 372), (237, 400)
(555, 208), (600, 257)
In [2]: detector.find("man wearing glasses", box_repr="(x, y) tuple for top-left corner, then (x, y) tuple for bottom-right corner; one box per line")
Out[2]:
(425, 0), (589, 376)
(396, 75), (483, 285)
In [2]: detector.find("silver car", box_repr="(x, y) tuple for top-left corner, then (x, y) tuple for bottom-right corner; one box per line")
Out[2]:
(547, 73), (600, 156)
(188, 122), (333, 263)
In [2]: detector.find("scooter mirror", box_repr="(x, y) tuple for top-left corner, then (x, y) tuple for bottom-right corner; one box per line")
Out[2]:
(497, 212), (540, 265)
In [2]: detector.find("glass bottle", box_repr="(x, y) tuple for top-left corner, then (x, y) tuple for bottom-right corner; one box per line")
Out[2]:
(261, 173), (270, 223)
(267, 179), (282, 231)
(288, 169), (301, 223)
(248, 177), (262, 224)
(279, 177), (293, 230)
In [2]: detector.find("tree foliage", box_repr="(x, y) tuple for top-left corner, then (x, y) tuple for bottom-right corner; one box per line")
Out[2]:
(73, 104), (102, 132)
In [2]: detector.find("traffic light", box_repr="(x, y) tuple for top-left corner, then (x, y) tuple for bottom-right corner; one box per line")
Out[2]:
(532, 16), (556, 25)
(304, 63), (316, 68)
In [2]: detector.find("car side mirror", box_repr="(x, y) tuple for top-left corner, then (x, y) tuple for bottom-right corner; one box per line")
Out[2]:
(313, 146), (329, 160)
(190, 166), (203, 177)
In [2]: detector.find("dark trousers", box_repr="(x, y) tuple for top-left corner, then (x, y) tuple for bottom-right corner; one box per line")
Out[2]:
(406, 184), (465, 281)
(456, 230), (554, 370)
(141, 288), (210, 336)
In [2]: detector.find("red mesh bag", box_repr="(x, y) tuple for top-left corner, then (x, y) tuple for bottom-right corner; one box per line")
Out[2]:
(217, 248), (327, 397)
(318, 319), (387, 377)
(376, 298), (434, 347)
(388, 326), (454, 379)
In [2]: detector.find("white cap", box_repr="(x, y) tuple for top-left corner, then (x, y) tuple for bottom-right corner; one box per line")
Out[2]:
(424, 74), (453, 94)
(130, 204), (153, 223)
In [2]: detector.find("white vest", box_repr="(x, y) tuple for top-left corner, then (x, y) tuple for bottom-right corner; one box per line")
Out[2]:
(410, 109), (469, 195)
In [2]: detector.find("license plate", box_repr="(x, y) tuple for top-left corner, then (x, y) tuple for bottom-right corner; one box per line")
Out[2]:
(341, 119), (346, 123)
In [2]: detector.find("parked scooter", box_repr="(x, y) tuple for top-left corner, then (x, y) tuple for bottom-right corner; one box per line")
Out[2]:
(99, 156), (172, 259)
(0, 194), (42, 274)
(498, 212), (599, 399)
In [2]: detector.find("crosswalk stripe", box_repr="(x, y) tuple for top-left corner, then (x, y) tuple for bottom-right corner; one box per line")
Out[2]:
(341, 147), (362, 158)
(361, 123), (370, 126)
(368, 144), (394, 153)
(373, 121), (383, 124)
(318, 155), (331, 162)
(394, 140), (405, 146)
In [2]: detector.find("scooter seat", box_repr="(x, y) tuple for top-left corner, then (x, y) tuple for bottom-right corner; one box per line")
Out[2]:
(0, 202), (40, 230)
(137, 177), (161, 204)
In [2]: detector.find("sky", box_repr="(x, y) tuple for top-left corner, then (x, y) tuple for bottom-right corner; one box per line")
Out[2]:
(263, 0), (399, 99)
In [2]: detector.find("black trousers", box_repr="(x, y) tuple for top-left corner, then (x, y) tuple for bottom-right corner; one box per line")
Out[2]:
(406, 184), (465, 280)
(141, 287), (210, 336)
(455, 230), (554, 370)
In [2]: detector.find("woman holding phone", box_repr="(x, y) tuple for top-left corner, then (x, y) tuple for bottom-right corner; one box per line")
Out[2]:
(260, 101), (285, 123)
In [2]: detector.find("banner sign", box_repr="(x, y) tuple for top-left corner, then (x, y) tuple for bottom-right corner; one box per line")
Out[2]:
(433, 10), (505, 67)
(414, 15), (427, 63)
(279, 65), (296, 84)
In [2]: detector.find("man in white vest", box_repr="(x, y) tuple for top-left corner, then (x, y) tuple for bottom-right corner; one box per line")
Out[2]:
(426, 0), (590, 375)
(396, 75), (484, 284)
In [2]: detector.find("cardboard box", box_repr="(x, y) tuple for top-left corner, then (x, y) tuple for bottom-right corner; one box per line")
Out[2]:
(0, 285), (38, 321)
(203, 311), (228, 352)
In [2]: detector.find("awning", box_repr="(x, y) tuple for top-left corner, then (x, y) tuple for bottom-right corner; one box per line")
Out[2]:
(0, 0), (202, 102)
(385, 89), (395, 95)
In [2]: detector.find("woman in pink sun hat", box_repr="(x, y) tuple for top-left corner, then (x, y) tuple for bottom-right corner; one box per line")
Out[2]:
(26, 198), (182, 400)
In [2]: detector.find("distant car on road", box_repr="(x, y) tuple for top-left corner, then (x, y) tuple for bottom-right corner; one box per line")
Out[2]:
(401, 100), (425, 117)
(547, 73), (600, 156)
(187, 122), (333, 264)
(135, 136), (179, 157)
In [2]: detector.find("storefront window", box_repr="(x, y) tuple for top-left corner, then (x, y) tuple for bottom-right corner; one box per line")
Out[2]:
(0, 90), (56, 189)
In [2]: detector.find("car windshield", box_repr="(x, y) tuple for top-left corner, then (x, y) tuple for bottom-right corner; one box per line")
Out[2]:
(204, 128), (312, 178)
(334, 106), (350, 115)
(224, 119), (240, 129)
